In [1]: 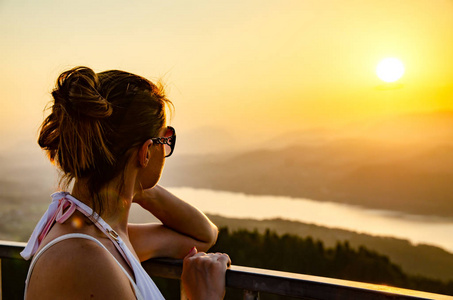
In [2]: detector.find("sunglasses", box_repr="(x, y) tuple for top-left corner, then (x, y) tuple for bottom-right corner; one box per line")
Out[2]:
(151, 126), (176, 157)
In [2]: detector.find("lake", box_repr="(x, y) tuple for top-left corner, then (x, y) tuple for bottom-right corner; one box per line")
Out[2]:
(152, 187), (453, 253)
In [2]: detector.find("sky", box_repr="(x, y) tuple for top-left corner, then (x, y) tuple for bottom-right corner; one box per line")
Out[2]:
(1, 0), (452, 152)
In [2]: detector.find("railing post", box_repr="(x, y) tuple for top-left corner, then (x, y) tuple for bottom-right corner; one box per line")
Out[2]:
(243, 289), (259, 300)
(1, 258), (3, 300)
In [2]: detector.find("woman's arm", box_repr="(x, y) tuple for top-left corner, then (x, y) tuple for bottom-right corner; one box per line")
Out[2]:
(128, 185), (219, 261)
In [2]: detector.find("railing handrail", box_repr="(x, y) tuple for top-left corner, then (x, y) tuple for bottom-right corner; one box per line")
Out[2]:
(1, 240), (451, 300)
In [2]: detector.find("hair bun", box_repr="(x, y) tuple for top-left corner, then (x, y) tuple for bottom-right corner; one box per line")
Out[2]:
(53, 67), (112, 119)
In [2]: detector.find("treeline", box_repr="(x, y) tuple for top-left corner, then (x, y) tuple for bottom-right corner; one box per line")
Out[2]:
(154, 227), (453, 299)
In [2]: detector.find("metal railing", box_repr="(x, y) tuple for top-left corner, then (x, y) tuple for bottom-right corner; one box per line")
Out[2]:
(1, 240), (451, 300)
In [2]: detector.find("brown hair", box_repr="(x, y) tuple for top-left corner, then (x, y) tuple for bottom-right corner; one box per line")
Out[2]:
(38, 66), (172, 215)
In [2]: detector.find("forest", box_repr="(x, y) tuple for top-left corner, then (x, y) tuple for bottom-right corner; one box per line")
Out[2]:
(154, 227), (453, 299)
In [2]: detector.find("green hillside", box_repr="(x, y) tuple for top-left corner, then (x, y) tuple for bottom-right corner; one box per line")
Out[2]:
(207, 214), (453, 282)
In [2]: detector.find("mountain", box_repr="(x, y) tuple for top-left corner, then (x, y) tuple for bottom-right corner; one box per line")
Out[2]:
(161, 111), (453, 217)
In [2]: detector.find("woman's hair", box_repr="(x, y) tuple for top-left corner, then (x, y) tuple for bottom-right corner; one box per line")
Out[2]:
(38, 66), (172, 215)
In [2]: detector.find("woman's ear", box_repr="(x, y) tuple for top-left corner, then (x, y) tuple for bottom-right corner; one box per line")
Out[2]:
(138, 139), (153, 167)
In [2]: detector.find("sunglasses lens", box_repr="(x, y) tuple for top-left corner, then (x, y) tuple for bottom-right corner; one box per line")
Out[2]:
(164, 127), (173, 138)
(164, 127), (175, 157)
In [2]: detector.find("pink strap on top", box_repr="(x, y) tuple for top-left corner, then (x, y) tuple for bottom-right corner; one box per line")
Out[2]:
(35, 195), (132, 270)
(38, 198), (76, 243)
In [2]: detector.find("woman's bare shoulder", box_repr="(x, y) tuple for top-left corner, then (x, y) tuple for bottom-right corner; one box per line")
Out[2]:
(26, 237), (136, 300)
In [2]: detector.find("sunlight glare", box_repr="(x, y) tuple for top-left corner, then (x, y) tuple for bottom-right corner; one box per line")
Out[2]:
(376, 58), (405, 83)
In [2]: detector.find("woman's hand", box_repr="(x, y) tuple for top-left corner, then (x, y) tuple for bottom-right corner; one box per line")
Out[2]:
(182, 247), (231, 300)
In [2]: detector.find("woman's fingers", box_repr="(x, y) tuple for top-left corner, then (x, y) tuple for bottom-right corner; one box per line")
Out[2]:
(216, 253), (231, 267)
(182, 250), (231, 299)
(184, 246), (198, 259)
(186, 252), (230, 268)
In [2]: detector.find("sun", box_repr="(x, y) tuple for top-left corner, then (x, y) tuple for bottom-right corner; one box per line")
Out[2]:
(376, 57), (405, 83)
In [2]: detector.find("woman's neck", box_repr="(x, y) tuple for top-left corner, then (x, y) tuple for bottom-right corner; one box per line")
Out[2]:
(71, 178), (134, 234)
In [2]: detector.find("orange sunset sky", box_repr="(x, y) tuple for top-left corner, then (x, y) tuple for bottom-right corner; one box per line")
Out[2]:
(1, 0), (452, 152)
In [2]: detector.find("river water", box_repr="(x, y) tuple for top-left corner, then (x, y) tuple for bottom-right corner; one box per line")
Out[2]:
(163, 187), (453, 253)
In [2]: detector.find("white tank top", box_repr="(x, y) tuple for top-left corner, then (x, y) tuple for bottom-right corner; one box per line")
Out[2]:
(21, 192), (165, 300)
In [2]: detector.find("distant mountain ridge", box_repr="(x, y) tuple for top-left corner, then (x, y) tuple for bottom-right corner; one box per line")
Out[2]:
(161, 110), (453, 217)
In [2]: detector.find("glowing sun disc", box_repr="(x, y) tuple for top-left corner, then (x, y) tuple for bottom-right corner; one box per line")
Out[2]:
(376, 58), (405, 83)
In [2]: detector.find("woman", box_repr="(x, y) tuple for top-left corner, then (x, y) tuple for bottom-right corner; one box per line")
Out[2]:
(21, 67), (230, 299)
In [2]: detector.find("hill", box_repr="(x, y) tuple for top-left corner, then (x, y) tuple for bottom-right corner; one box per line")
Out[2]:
(206, 214), (453, 282)
(126, 207), (453, 282)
